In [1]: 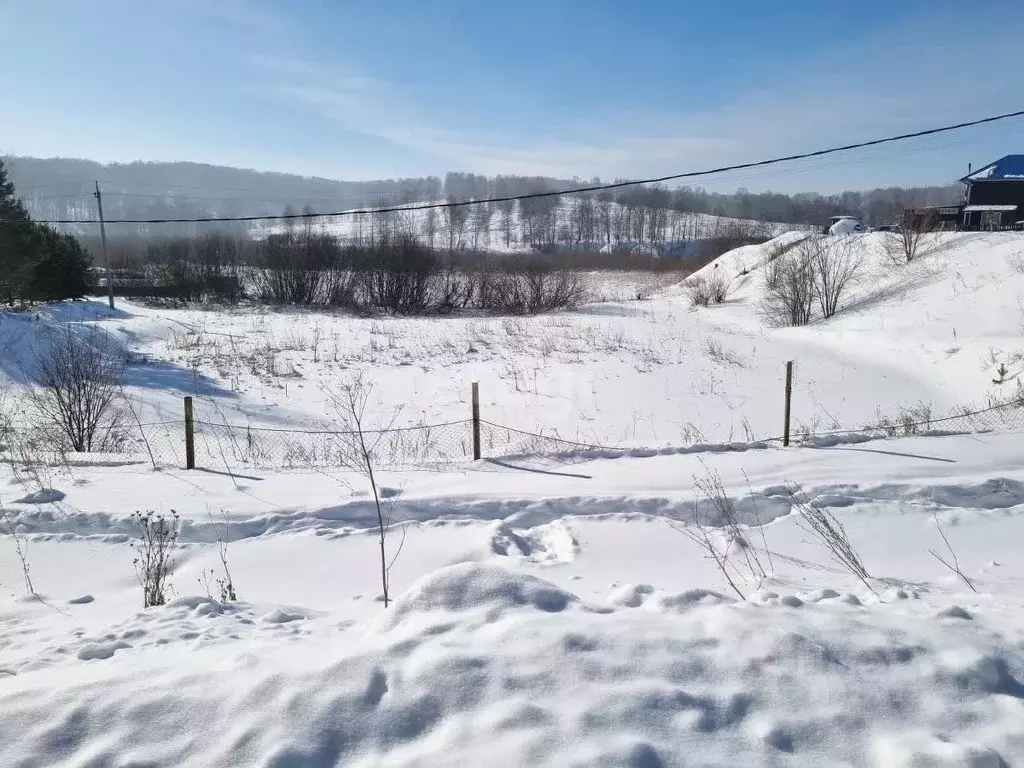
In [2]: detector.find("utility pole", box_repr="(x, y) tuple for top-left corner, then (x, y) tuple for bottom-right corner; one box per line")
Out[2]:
(94, 181), (114, 310)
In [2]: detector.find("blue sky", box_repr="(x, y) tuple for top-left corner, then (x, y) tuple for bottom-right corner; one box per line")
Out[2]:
(3, 0), (1024, 192)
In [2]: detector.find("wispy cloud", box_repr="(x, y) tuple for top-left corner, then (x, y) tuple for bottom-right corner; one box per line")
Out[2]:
(254, 12), (1024, 184)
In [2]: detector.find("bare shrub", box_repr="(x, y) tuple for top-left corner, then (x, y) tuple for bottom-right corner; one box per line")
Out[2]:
(684, 275), (712, 307)
(323, 256), (359, 309)
(761, 246), (816, 326)
(199, 511), (237, 602)
(435, 265), (475, 313)
(986, 378), (1024, 409)
(899, 402), (932, 434)
(764, 254), (783, 291)
(131, 510), (180, 608)
(154, 233), (246, 303)
(708, 270), (730, 303)
(31, 326), (127, 452)
(355, 235), (441, 314)
(793, 496), (871, 591)
(520, 262), (587, 313)
(1006, 252), (1024, 275)
(474, 258), (586, 314)
(693, 466), (768, 585)
(0, 384), (15, 456)
(0, 501), (34, 595)
(929, 512), (977, 593)
(684, 268), (729, 308)
(666, 464), (770, 599)
(811, 239), (861, 319)
(870, 401), (933, 437)
(251, 231), (336, 305)
(326, 373), (404, 608)
(884, 208), (938, 265)
(702, 338), (746, 368)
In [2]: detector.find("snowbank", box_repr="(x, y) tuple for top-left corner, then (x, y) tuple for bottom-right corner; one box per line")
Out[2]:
(0, 563), (1020, 766)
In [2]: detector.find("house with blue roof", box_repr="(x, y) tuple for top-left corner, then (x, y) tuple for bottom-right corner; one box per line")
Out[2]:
(959, 155), (1024, 231)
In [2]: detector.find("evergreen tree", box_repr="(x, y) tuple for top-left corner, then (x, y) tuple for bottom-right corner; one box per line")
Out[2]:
(30, 226), (94, 301)
(0, 157), (42, 304)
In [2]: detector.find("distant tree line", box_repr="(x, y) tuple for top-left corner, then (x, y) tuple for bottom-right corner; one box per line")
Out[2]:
(0, 159), (92, 306)
(8, 157), (962, 244)
(81, 223), (601, 315)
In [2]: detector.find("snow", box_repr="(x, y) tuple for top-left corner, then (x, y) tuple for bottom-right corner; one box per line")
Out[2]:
(1, 231), (1024, 764)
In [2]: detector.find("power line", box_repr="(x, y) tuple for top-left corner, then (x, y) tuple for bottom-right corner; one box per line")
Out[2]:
(20, 108), (1024, 225)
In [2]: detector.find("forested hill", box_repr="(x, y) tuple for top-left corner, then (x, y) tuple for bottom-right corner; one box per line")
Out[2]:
(7, 156), (961, 229)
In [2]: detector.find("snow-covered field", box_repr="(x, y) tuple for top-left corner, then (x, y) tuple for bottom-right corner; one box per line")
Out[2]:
(2, 231), (1024, 766)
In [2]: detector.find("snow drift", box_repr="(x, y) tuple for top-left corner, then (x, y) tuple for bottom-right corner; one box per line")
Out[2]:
(0, 564), (1020, 766)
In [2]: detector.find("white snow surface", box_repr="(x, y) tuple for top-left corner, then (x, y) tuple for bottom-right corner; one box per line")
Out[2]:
(1, 231), (1024, 765)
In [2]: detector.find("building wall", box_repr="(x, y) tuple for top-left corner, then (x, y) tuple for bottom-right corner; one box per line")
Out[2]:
(963, 181), (1024, 230)
(966, 181), (1024, 207)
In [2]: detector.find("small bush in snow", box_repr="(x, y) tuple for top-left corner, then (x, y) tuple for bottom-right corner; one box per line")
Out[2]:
(684, 269), (729, 308)
(811, 239), (860, 320)
(1006, 252), (1024, 275)
(883, 208), (938, 265)
(684, 275), (712, 307)
(199, 513), (238, 602)
(131, 510), (180, 608)
(761, 238), (860, 326)
(761, 247), (816, 327)
(868, 401), (933, 437)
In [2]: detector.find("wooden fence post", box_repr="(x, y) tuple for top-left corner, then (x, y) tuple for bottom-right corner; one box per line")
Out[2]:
(471, 382), (481, 460)
(783, 361), (794, 447)
(184, 396), (195, 469)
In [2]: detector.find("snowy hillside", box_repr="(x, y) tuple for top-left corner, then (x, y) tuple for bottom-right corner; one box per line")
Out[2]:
(1, 231), (1024, 765)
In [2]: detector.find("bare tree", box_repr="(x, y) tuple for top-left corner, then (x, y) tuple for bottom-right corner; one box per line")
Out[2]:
(494, 177), (517, 249)
(761, 245), (816, 326)
(595, 193), (614, 244)
(326, 373), (405, 608)
(31, 326), (127, 452)
(497, 201), (516, 248)
(469, 202), (492, 250)
(885, 208), (938, 264)
(442, 196), (470, 256)
(569, 196), (597, 246)
(421, 203), (438, 249)
(811, 239), (861, 319)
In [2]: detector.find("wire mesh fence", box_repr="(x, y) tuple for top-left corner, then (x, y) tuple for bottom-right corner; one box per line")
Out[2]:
(189, 419), (477, 470)
(780, 397), (1024, 445)
(4, 394), (1024, 472)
